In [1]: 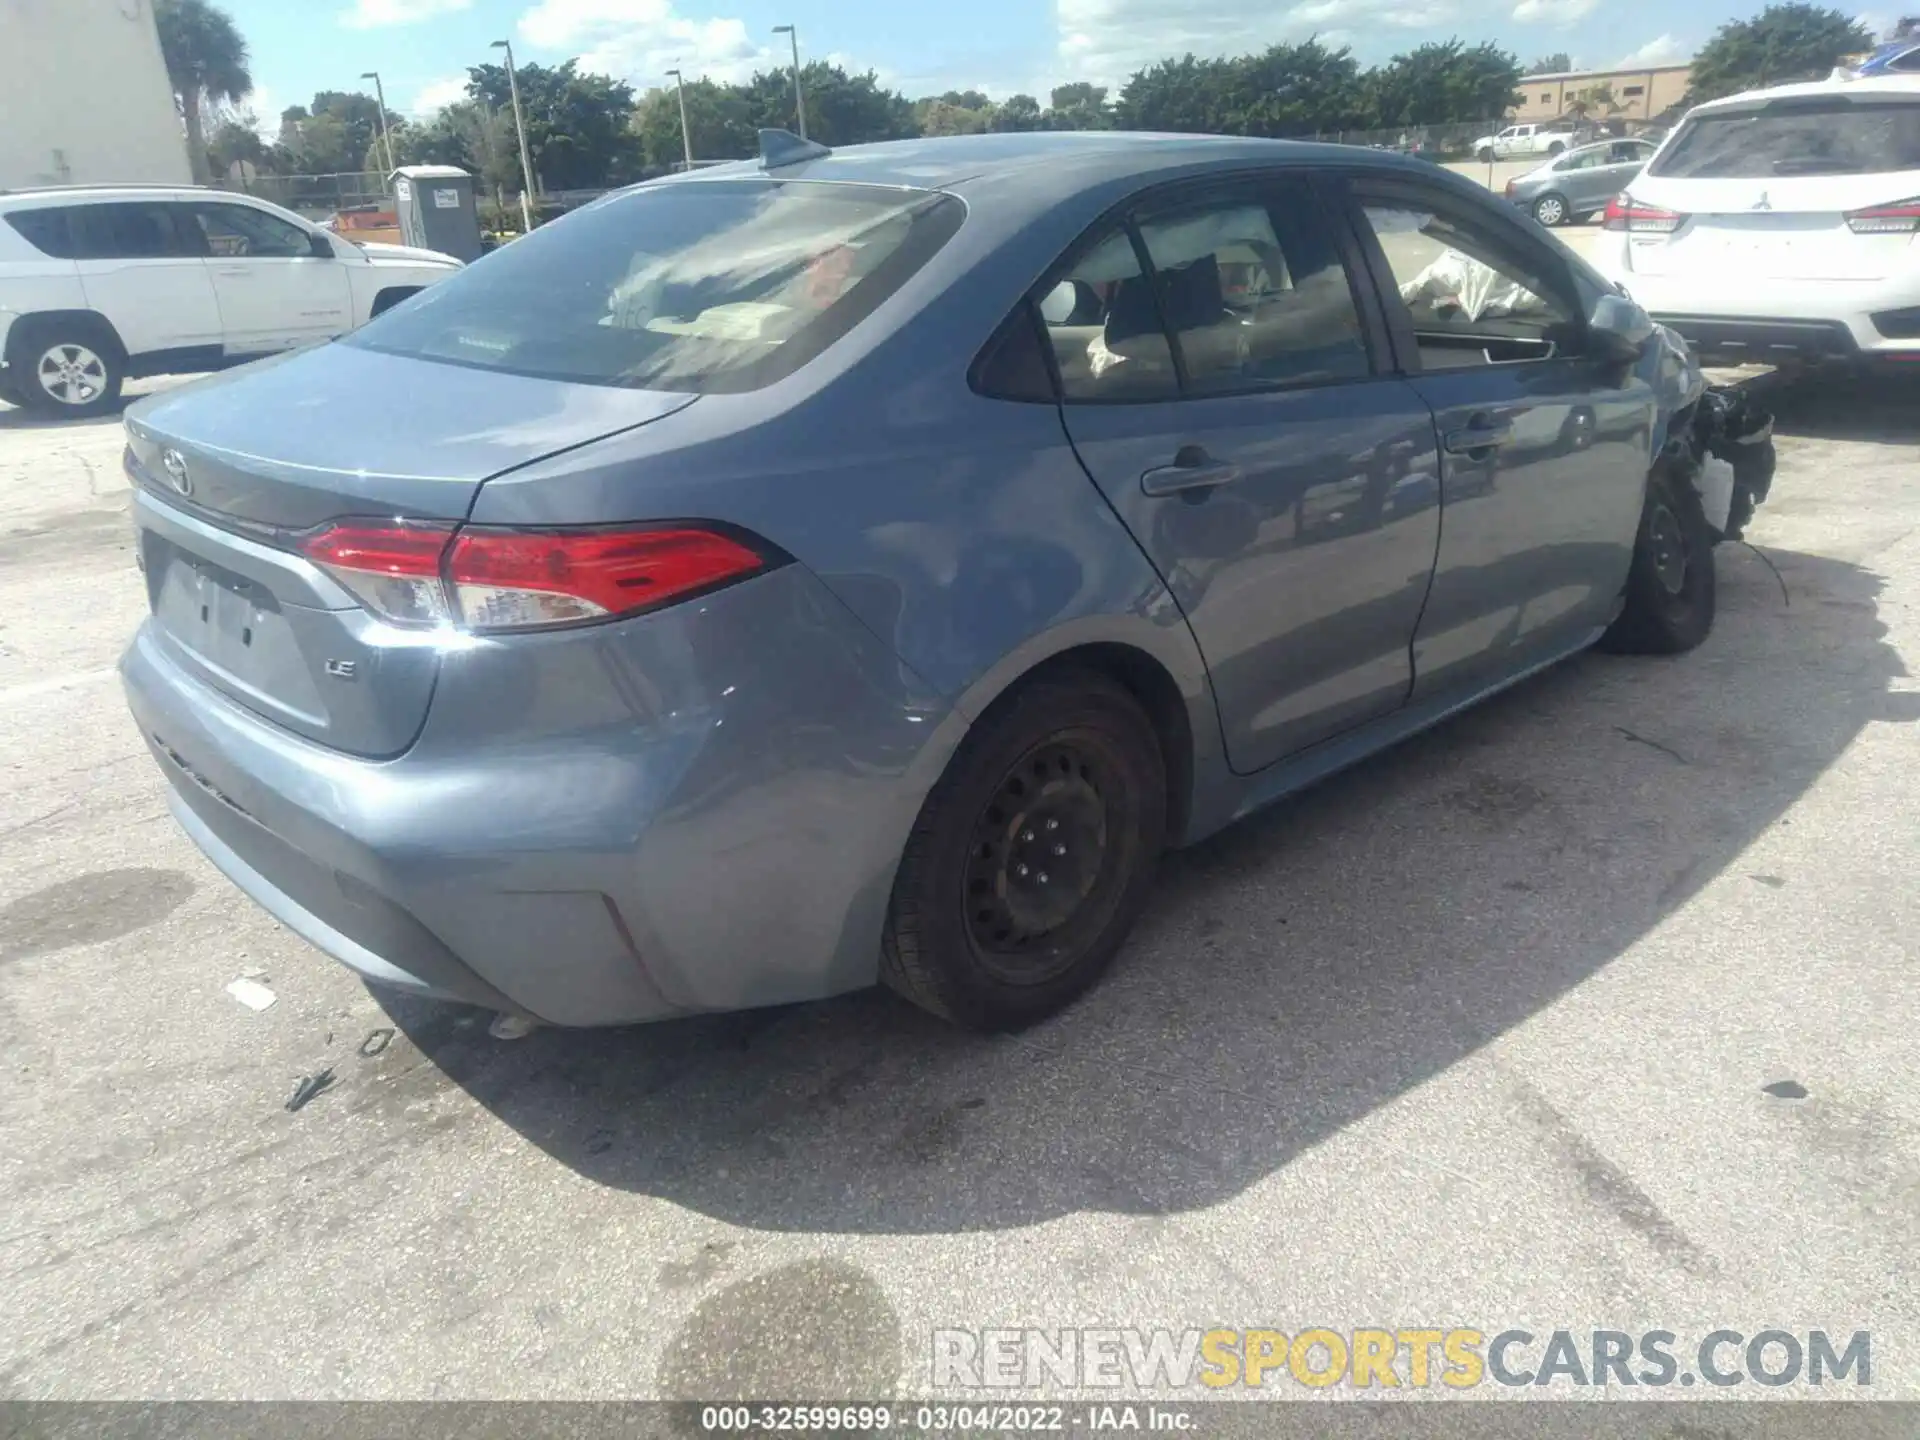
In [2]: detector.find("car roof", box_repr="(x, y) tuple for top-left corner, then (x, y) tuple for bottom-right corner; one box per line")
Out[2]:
(1685, 72), (1920, 113)
(0, 184), (212, 205)
(651, 130), (1446, 204)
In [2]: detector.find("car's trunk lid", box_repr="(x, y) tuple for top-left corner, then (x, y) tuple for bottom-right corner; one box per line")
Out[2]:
(1621, 173), (1920, 281)
(125, 343), (696, 758)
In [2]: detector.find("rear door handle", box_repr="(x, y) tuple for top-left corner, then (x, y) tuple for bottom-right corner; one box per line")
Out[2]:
(215, 267), (252, 278)
(1443, 418), (1515, 456)
(1141, 449), (1242, 496)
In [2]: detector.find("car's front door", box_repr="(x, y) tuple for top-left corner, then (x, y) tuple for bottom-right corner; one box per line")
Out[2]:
(1340, 175), (1657, 701)
(184, 201), (351, 356)
(1043, 174), (1444, 775)
(1574, 140), (1655, 212)
(66, 201), (222, 361)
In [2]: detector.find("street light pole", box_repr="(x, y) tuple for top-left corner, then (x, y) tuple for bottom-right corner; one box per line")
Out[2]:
(360, 71), (397, 173)
(490, 38), (538, 231)
(666, 68), (693, 168)
(771, 24), (807, 139)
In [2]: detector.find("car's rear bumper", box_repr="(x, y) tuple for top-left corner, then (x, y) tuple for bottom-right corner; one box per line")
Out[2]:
(1596, 245), (1920, 361)
(121, 563), (959, 1026)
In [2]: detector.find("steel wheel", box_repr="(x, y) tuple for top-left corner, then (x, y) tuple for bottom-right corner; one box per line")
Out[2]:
(1647, 499), (1690, 596)
(962, 739), (1116, 981)
(35, 343), (109, 407)
(1533, 194), (1567, 227)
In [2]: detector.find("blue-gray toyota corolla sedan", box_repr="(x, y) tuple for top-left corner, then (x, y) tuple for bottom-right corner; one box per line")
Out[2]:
(120, 130), (1731, 1030)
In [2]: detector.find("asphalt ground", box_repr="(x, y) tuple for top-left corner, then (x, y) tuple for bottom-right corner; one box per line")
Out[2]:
(2, 355), (1918, 1407)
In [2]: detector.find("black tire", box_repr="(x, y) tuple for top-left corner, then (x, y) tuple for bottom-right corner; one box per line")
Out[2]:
(1600, 462), (1716, 655)
(1547, 140), (1566, 155)
(1476, 147), (1493, 162)
(1532, 192), (1570, 227)
(369, 286), (421, 317)
(9, 319), (124, 419)
(880, 670), (1167, 1030)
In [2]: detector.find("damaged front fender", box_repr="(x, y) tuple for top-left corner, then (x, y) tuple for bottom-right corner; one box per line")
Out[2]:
(1637, 322), (1778, 544)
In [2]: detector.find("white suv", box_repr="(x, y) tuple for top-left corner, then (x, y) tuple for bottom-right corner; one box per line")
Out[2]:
(1595, 75), (1920, 365)
(0, 185), (462, 417)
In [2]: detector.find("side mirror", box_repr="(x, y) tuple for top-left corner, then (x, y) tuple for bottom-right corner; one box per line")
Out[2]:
(1587, 291), (1653, 363)
(310, 232), (338, 259)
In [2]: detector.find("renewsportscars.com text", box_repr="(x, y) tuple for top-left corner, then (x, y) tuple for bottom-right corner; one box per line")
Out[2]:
(932, 1327), (1872, 1391)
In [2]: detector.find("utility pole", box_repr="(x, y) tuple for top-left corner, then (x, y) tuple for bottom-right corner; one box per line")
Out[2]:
(666, 68), (693, 168)
(772, 24), (807, 139)
(491, 38), (538, 231)
(361, 71), (397, 173)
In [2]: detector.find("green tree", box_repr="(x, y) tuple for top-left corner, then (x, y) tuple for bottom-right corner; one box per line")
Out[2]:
(204, 115), (268, 181)
(1117, 54), (1239, 133)
(467, 60), (643, 190)
(742, 63), (916, 146)
(1891, 16), (1918, 38)
(1687, 3), (1874, 102)
(154, 0), (253, 185)
(1229, 39), (1368, 135)
(916, 98), (996, 135)
(1528, 52), (1573, 74)
(992, 94), (1044, 132)
(277, 91), (400, 175)
(1046, 82), (1114, 130)
(1365, 40), (1522, 129)
(633, 79), (757, 168)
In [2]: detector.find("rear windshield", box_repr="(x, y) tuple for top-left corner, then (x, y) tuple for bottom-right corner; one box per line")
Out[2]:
(346, 179), (963, 392)
(1650, 97), (1920, 178)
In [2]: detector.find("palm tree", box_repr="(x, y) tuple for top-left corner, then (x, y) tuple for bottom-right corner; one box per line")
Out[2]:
(155, 0), (253, 185)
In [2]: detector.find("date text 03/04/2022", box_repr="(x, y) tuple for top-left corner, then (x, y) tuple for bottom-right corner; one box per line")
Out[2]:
(699, 1405), (1194, 1432)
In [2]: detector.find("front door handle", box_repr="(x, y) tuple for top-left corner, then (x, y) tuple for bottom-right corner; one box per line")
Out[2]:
(1141, 447), (1242, 496)
(1443, 417), (1515, 456)
(215, 267), (252, 279)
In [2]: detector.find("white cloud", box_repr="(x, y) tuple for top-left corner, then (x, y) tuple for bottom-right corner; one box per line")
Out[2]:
(1613, 34), (1687, 68)
(244, 86), (280, 139)
(409, 74), (472, 115)
(1055, 0), (1495, 91)
(340, 0), (473, 29)
(517, 0), (773, 85)
(1511, 0), (1597, 22)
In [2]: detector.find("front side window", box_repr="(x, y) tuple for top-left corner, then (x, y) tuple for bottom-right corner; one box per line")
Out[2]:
(193, 203), (313, 258)
(1650, 98), (1920, 178)
(1358, 194), (1576, 368)
(1133, 186), (1369, 395)
(67, 203), (191, 260)
(348, 179), (962, 393)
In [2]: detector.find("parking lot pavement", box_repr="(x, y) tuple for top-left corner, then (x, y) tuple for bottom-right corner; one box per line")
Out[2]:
(3, 372), (1919, 1402)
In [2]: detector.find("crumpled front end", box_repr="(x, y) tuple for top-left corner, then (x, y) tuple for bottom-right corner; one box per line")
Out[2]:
(1640, 323), (1778, 543)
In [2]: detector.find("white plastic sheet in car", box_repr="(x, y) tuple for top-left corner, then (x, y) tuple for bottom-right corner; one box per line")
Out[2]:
(1697, 455), (1737, 537)
(1399, 247), (1545, 322)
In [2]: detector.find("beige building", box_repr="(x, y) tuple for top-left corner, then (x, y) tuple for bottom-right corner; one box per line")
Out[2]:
(1511, 64), (1693, 124)
(1, 0), (191, 189)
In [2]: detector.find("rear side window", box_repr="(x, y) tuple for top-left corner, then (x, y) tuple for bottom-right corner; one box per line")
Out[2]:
(5, 208), (77, 258)
(67, 202), (196, 260)
(1651, 98), (1920, 178)
(347, 180), (964, 393)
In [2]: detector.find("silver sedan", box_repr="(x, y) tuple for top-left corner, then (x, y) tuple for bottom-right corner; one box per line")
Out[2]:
(1506, 137), (1660, 227)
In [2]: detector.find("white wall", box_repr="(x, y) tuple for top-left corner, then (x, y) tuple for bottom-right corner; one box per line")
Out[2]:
(1, 0), (192, 189)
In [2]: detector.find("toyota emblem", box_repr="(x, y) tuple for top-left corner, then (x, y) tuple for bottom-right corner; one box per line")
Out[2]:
(161, 448), (192, 497)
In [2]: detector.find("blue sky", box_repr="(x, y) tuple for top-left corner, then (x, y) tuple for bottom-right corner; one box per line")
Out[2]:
(220, 0), (1899, 130)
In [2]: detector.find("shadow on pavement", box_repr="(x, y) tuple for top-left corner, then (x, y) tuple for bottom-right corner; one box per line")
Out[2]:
(1764, 369), (1920, 446)
(382, 539), (1912, 1235)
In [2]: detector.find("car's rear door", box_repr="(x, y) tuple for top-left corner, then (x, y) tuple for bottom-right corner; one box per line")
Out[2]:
(67, 200), (223, 362)
(1043, 171), (1444, 775)
(1337, 171), (1656, 701)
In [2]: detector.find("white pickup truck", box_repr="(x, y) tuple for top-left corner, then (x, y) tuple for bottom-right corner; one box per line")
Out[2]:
(1473, 123), (1578, 161)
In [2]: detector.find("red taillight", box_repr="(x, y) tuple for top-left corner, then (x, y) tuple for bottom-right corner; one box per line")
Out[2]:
(300, 521), (456, 627)
(1845, 197), (1920, 234)
(445, 526), (767, 631)
(1603, 194), (1684, 233)
(297, 522), (769, 632)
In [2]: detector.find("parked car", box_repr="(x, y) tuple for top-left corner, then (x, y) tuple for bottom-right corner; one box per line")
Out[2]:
(121, 130), (1749, 1032)
(1847, 36), (1920, 78)
(1473, 123), (1578, 162)
(1595, 75), (1920, 366)
(0, 184), (462, 417)
(1506, 137), (1662, 226)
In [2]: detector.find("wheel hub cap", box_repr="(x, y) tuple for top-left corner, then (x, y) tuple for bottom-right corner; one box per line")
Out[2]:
(1649, 502), (1688, 595)
(37, 344), (105, 406)
(965, 743), (1109, 954)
